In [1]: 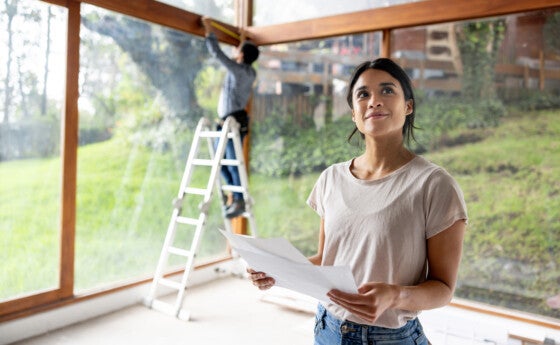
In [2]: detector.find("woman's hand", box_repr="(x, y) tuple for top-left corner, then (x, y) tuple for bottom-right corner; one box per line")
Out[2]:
(247, 268), (275, 290)
(327, 282), (399, 323)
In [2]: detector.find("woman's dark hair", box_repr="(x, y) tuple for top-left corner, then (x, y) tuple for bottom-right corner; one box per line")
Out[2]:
(241, 41), (260, 64)
(345, 58), (417, 146)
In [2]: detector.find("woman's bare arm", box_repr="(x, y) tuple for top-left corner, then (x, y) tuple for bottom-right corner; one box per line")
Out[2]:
(327, 219), (466, 323)
(308, 218), (325, 265)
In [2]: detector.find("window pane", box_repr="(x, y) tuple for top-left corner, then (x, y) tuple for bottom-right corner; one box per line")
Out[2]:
(0, 2), (67, 300)
(156, 0), (235, 24)
(77, 5), (228, 292)
(253, 0), (427, 26)
(391, 10), (560, 320)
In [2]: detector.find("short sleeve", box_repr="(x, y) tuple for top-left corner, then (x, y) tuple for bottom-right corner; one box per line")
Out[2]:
(307, 171), (327, 218)
(424, 169), (468, 238)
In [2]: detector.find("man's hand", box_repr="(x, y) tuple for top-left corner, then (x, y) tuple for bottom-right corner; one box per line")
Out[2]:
(201, 16), (212, 35)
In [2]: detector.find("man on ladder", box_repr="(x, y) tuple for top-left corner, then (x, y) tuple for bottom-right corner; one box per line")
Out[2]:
(202, 17), (260, 219)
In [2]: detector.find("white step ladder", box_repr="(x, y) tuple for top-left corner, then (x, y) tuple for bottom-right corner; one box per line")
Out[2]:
(144, 116), (257, 320)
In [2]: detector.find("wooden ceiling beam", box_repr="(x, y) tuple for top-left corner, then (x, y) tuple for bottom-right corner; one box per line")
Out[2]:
(245, 0), (560, 45)
(78, 0), (240, 45)
(42, 0), (560, 47)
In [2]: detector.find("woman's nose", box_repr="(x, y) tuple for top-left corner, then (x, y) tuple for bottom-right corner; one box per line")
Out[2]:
(368, 95), (381, 108)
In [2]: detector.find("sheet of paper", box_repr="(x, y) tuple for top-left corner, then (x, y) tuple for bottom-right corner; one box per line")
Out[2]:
(219, 230), (357, 302)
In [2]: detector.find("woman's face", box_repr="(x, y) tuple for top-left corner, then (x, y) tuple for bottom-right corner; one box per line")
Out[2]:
(350, 68), (413, 140)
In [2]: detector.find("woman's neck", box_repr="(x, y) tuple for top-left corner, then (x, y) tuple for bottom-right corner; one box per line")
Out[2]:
(350, 140), (414, 180)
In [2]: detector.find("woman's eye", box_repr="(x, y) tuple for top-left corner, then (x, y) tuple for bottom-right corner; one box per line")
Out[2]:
(381, 87), (394, 94)
(357, 91), (369, 98)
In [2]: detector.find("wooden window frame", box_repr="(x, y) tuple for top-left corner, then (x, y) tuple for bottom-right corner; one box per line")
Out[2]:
(2, 0), (560, 331)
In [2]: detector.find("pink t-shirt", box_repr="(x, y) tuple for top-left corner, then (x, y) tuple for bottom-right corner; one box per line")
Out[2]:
(307, 155), (468, 328)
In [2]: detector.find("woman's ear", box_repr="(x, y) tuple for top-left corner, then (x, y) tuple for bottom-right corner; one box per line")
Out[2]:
(351, 110), (356, 122)
(405, 99), (414, 116)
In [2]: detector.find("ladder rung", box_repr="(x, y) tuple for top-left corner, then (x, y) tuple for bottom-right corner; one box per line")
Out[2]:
(184, 187), (207, 195)
(168, 246), (193, 258)
(176, 216), (200, 226)
(198, 131), (236, 139)
(198, 131), (222, 138)
(220, 159), (240, 166)
(192, 159), (213, 166)
(158, 278), (183, 290)
(221, 185), (245, 193)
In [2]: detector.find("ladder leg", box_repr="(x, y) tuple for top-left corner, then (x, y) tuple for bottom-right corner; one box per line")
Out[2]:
(228, 118), (258, 237)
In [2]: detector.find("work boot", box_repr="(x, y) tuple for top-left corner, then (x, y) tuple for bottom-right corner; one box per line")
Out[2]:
(225, 199), (245, 218)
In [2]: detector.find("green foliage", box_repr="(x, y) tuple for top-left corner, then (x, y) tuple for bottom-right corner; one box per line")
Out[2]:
(457, 19), (506, 100)
(194, 65), (223, 116)
(424, 110), (560, 316)
(414, 93), (506, 150)
(507, 89), (560, 111)
(250, 173), (321, 256)
(250, 94), (509, 177)
(544, 12), (560, 56)
(250, 110), (360, 177)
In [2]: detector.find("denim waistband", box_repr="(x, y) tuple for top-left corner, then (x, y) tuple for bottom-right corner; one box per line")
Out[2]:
(316, 304), (425, 341)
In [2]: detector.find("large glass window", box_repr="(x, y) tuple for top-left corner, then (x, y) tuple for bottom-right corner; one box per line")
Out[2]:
(156, 0), (235, 24)
(251, 9), (560, 322)
(0, 2), (67, 301)
(391, 10), (560, 320)
(76, 5), (229, 292)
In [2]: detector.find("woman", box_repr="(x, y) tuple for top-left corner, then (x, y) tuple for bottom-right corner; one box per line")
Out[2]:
(249, 58), (468, 344)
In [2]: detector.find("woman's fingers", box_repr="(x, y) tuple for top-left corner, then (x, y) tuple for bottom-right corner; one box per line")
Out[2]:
(246, 268), (275, 290)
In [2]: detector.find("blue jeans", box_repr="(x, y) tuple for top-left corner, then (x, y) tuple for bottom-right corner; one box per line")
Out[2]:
(314, 304), (429, 345)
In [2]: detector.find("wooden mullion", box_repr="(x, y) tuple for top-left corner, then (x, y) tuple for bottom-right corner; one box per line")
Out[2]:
(59, 0), (80, 298)
(381, 29), (391, 58)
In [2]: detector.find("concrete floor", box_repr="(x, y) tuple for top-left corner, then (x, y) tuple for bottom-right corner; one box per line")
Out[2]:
(11, 276), (315, 345)
(9, 275), (560, 345)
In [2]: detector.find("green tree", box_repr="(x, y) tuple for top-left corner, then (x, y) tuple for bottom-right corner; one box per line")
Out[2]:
(544, 12), (560, 56)
(457, 19), (506, 101)
(81, 12), (206, 124)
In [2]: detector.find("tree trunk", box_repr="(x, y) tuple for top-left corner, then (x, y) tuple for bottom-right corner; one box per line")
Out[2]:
(41, 6), (52, 116)
(3, 0), (17, 124)
(81, 15), (205, 123)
